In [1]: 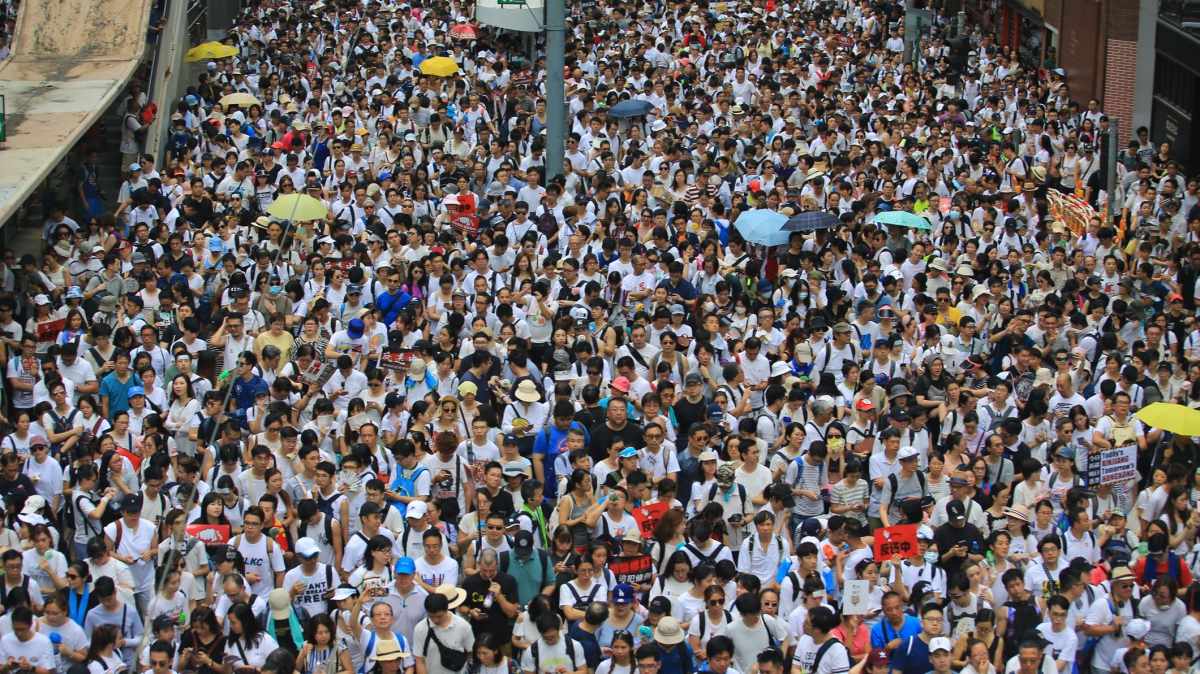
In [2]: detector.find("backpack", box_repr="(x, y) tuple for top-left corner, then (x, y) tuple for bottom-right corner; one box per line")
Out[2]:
(817, 342), (859, 375)
(697, 608), (732, 637)
(1141, 552), (1183, 584)
(684, 542), (725, 567)
(563, 580), (602, 609)
(74, 493), (101, 538)
(531, 636), (577, 674)
(887, 471), (928, 509)
(793, 454), (827, 494)
(985, 404), (1014, 432)
(809, 638), (844, 674)
(499, 549), (553, 586)
(45, 408), (79, 453)
(390, 466), (428, 518)
(299, 513), (335, 549)
(707, 483), (748, 521)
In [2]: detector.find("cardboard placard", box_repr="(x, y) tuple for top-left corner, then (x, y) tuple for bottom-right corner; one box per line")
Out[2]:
(1098, 445), (1138, 485)
(872, 524), (920, 559)
(379, 349), (414, 372)
(187, 524), (231, 545)
(35, 318), (65, 342)
(842, 579), (872, 614)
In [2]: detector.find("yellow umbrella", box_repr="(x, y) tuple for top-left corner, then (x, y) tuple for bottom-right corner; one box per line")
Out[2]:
(184, 41), (239, 62)
(267, 194), (328, 223)
(1135, 402), (1200, 435)
(219, 92), (261, 108)
(419, 56), (459, 77)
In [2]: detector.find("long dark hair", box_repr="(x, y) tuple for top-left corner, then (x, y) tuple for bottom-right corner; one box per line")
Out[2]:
(229, 601), (264, 645)
(86, 623), (120, 663)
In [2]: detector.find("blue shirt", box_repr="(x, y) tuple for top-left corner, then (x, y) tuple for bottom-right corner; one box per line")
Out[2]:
(531, 421), (588, 500)
(230, 373), (268, 411)
(888, 634), (933, 674)
(98, 371), (137, 419)
(870, 615), (922, 649)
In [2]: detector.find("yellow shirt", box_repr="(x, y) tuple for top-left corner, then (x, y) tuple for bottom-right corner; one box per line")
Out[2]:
(254, 330), (295, 362)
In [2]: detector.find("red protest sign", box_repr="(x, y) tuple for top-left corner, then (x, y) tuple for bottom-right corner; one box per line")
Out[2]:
(187, 524), (231, 545)
(872, 524), (919, 559)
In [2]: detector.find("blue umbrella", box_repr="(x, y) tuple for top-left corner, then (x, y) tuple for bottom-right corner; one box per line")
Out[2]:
(783, 211), (838, 232)
(607, 99), (654, 118)
(874, 210), (932, 230)
(733, 209), (790, 246)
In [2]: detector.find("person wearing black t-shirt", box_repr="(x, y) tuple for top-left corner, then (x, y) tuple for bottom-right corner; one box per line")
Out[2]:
(460, 549), (519, 642)
(933, 500), (985, 578)
(672, 372), (708, 440)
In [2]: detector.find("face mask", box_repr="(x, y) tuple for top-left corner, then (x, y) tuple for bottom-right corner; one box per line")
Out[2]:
(924, 550), (939, 564)
(798, 292), (810, 301)
(269, 285), (281, 295)
(828, 436), (844, 452)
(948, 210), (961, 220)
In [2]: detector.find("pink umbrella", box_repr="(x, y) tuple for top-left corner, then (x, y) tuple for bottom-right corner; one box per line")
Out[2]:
(450, 23), (478, 40)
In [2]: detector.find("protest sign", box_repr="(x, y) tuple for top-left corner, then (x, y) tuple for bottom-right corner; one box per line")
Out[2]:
(872, 524), (919, 559)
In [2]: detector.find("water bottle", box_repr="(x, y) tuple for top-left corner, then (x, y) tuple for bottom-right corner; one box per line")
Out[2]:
(49, 632), (62, 672)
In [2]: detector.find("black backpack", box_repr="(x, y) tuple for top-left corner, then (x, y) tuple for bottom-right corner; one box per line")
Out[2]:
(531, 636), (578, 674)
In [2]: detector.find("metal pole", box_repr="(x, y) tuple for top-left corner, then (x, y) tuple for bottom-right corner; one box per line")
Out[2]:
(545, 0), (565, 179)
(1106, 117), (1120, 226)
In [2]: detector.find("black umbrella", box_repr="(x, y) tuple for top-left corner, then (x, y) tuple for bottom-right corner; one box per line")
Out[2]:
(782, 211), (838, 232)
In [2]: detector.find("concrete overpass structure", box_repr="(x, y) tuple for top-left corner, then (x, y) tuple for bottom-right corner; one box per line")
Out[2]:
(0, 0), (154, 225)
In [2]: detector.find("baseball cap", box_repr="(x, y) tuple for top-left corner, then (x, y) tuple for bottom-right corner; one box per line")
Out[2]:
(618, 447), (639, 459)
(405, 500), (428, 519)
(331, 584), (358, 601)
(513, 530), (534, 557)
(502, 461), (531, 478)
(295, 537), (321, 559)
(897, 446), (919, 461)
(120, 494), (142, 512)
(394, 556), (416, 574)
(947, 500), (967, 522)
(613, 583), (635, 604)
(930, 637), (952, 653)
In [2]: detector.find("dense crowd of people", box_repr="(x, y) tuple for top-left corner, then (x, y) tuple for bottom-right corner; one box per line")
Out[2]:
(4, 0), (1200, 671)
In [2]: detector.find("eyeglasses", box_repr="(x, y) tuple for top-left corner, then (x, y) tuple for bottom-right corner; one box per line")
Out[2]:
(707, 599), (725, 606)
(65, 573), (79, 579)
(486, 525), (504, 530)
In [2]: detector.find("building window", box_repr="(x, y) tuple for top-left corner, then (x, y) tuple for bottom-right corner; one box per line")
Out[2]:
(1154, 55), (1196, 109)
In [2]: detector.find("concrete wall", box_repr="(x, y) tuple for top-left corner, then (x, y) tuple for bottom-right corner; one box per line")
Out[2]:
(145, 0), (189, 160)
(0, 0), (153, 225)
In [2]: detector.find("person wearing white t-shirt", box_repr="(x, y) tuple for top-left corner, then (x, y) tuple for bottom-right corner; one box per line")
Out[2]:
(224, 601), (279, 671)
(229, 506), (286, 597)
(103, 496), (158, 615)
(283, 538), (339, 619)
(0, 606), (55, 671)
(519, 612), (586, 674)
(1084, 567), (1139, 674)
(791, 605), (852, 674)
(413, 528), (459, 593)
(37, 595), (88, 664)
(1038, 596), (1079, 672)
